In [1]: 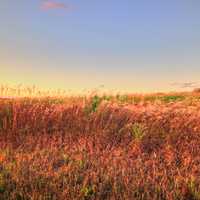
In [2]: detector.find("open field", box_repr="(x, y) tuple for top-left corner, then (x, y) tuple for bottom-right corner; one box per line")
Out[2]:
(1, 91), (200, 199)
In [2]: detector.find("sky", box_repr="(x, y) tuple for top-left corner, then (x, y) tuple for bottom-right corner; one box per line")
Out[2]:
(0, 0), (200, 94)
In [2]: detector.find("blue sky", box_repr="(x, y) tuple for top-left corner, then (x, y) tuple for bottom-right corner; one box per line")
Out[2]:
(0, 0), (200, 93)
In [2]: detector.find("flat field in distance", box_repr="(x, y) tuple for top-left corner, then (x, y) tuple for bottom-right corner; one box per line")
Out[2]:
(1, 91), (200, 200)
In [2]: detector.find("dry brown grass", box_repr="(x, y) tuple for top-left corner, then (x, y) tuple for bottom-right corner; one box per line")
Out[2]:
(0, 91), (200, 199)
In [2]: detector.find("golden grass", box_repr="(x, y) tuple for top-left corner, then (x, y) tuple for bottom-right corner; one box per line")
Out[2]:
(0, 86), (200, 199)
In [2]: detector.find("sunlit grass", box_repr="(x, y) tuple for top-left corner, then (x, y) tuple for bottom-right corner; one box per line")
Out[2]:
(0, 86), (200, 199)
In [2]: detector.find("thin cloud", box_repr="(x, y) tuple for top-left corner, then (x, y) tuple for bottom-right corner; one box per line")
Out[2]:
(41, 1), (70, 11)
(171, 82), (199, 89)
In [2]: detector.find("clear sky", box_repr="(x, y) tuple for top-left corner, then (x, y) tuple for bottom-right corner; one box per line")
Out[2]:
(0, 0), (200, 93)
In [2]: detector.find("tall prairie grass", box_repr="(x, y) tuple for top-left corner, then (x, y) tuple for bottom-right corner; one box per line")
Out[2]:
(0, 87), (200, 199)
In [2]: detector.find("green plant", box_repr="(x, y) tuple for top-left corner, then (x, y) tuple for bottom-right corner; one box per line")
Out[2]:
(186, 178), (200, 200)
(102, 95), (112, 101)
(0, 173), (5, 194)
(116, 95), (129, 103)
(131, 123), (145, 140)
(81, 186), (95, 199)
(84, 95), (102, 114)
(92, 95), (102, 112)
(161, 95), (185, 103)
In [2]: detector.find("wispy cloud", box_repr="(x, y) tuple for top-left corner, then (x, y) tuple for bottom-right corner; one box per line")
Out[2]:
(171, 82), (199, 89)
(41, 1), (70, 11)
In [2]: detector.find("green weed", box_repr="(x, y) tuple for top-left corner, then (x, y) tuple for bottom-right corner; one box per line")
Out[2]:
(84, 95), (102, 114)
(131, 123), (145, 140)
(81, 185), (95, 200)
(161, 95), (185, 103)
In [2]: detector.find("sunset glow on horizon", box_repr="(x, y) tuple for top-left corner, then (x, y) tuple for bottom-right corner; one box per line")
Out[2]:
(1, 0), (200, 94)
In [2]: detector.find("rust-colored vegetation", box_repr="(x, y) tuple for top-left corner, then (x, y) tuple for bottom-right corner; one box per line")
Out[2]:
(1, 87), (200, 199)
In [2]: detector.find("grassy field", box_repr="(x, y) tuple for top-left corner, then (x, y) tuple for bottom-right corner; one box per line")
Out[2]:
(0, 90), (200, 199)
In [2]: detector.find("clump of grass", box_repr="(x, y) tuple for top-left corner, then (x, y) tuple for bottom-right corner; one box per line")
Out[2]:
(0, 173), (5, 194)
(131, 123), (145, 140)
(116, 95), (129, 103)
(0, 103), (13, 130)
(102, 95), (112, 101)
(84, 95), (102, 114)
(81, 185), (95, 200)
(132, 96), (142, 103)
(144, 95), (158, 102)
(185, 178), (200, 200)
(0, 166), (12, 196)
(161, 95), (185, 103)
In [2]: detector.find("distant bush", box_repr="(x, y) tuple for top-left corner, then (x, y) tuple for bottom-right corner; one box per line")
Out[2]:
(161, 95), (185, 103)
